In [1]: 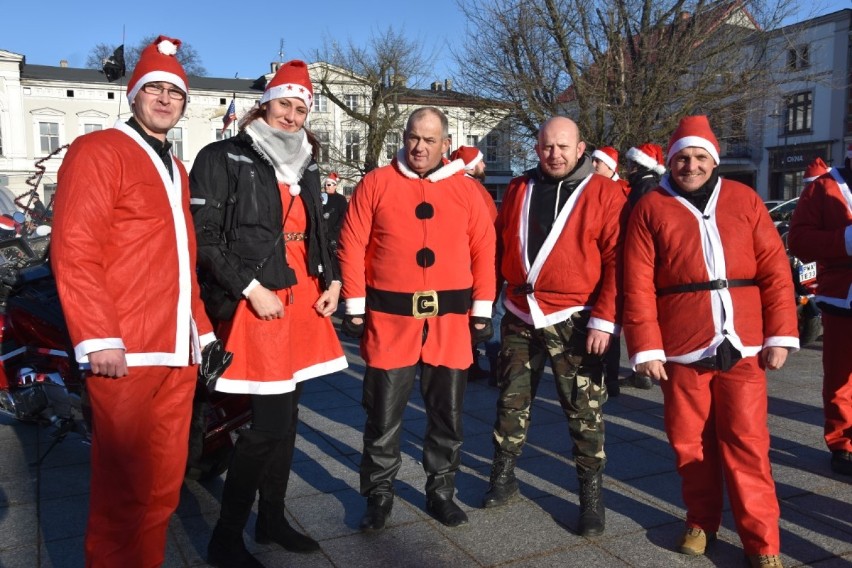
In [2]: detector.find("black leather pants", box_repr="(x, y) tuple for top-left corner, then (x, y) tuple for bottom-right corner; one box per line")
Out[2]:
(359, 364), (467, 501)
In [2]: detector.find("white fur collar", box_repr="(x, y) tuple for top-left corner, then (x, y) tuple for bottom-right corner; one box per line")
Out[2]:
(395, 148), (466, 182)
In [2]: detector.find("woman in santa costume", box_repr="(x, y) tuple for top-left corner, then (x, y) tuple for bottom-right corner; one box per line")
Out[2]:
(52, 36), (216, 567)
(623, 115), (798, 568)
(190, 60), (347, 567)
(788, 149), (852, 477)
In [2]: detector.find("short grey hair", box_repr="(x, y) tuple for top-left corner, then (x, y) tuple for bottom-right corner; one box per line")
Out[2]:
(405, 107), (449, 139)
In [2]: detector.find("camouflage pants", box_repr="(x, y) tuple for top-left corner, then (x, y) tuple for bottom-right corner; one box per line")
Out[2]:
(493, 310), (607, 475)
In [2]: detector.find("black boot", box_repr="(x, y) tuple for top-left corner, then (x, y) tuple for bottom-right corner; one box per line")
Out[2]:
(207, 523), (266, 568)
(209, 430), (277, 566)
(255, 394), (319, 553)
(482, 452), (519, 508)
(426, 495), (469, 527)
(360, 493), (394, 531)
(256, 505), (319, 553)
(577, 471), (605, 536)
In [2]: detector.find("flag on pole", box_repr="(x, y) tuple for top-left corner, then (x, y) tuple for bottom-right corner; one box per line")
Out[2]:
(102, 45), (126, 82)
(222, 97), (237, 135)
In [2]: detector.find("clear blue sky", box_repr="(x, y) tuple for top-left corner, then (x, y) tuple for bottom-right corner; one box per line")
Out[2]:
(3, 0), (849, 83)
(1, 0), (467, 82)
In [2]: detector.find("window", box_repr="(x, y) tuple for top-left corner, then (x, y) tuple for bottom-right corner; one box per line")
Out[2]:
(345, 131), (360, 162)
(0, 126), (3, 156)
(344, 94), (360, 112)
(313, 94), (328, 113)
(215, 128), (234, 141)
(43, 183), (57, 207)
(167, 127), (184, 160)
(385, 132), (400, 160)
(787, 45), (810, 71)
(485, 133), (499, 163)
(66, 90), (75, 98)
(785, 91), (812, 135)
(315, 131), (330, 163)
(466, 135), (480, 147)
(39, 122), (60, 154)
(84, 123), (103, 134)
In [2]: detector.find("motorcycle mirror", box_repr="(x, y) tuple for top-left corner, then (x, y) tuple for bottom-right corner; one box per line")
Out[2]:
(12, 212), (25, 224)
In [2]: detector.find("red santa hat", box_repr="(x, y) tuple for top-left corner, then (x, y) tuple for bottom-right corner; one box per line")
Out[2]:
(0, 215), (15, 232)
(324, 172), (340, 186)
(666, 115), (720, 166)
(126, 36), (188, 107)
(592, 146), (619, 173)
(261, 60), (314, 110)
(626, 143), (666, 176)
(803, 157), (830, 183)
(450, 146), (484, 171)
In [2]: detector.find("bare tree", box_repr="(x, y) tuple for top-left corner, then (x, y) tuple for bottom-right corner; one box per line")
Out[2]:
(86, 35), (207, 77)
(311, 27), (435, 175)
(454, 0), (795, 152)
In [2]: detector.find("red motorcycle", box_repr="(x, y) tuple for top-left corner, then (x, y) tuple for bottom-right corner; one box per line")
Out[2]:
(0, 151), (250, 477)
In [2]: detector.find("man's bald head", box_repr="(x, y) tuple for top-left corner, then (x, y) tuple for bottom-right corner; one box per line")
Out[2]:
(535, 117), (586, 179)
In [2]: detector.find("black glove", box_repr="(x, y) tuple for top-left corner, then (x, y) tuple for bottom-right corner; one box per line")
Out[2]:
(199, 339), (234, 391)
(342, 313), (366, 338)
(470, 316), (493, 344)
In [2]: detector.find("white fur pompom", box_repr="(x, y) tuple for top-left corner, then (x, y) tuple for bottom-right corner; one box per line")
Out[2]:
(289, 184), (301, 196)
(158, 40), (178, 56)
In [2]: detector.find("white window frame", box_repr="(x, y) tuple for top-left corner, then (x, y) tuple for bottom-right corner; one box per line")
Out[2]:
(313, 93), (328, 113)
(30, 108), (65, 157)
(167, 126), (185, 160)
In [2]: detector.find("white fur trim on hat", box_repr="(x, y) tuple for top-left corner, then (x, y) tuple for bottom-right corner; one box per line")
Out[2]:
(127, 71), (187, 106)
(260, 84), (313, 109)
(667, 135), (720, 166)
(626, 147), (666, 175)
(462, 151), (483, 171)
(592, 149), (617, 172)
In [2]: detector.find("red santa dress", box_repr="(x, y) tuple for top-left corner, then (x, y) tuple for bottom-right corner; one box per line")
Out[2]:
(214, 186), (347, 394)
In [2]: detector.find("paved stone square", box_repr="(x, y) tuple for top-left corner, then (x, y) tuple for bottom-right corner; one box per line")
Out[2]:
(0, 327), (849, 567)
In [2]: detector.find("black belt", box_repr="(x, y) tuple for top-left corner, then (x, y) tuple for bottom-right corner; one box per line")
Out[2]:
(657, 279), (756, 297)
(366, 287), (472, 319)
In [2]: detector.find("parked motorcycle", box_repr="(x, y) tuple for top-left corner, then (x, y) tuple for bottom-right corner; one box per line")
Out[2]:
(778, 222), (822, 346)
(0, 150), (251, 477)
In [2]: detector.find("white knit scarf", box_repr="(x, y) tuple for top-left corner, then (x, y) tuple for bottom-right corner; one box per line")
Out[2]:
(245, 119), (312, 195)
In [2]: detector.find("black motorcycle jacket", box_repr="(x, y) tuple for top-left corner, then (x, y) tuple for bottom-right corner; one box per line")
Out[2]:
(189, 130), (339, 301)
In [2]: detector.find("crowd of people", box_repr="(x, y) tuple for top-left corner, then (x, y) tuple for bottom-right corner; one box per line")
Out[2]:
(46, 33), (852, 568)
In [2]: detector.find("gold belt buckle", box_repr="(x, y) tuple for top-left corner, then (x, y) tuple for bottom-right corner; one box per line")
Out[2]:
(412, 290), (438, 318)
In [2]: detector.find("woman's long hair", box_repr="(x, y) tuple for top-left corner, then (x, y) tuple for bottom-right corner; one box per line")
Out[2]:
(238, 102), (321, 161)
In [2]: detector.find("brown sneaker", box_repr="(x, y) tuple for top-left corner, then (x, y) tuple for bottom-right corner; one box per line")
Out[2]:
(677, 527), (715, 555)
(747, 554), (784, 567)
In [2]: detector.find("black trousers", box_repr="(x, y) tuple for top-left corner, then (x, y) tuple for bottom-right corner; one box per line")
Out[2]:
(360, 364), (467, 501)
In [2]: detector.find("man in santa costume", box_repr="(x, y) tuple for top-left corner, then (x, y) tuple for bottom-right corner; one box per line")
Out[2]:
(788, 148), (852, 477)
(481, 116), (626, 537)
(623, 115), (798, 568)
(338, 107), (496, 530)
(591, 145), (629, 396)
(450, 145), (499, 381)
(51, 36), (216, 567)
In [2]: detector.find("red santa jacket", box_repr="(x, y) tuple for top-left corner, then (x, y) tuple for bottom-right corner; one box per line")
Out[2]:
(467, 175), (498, 222)
(52, 122), (214, 367)
(788, 168), (852, 310)
(498, 171), (626, 332)
(338, 153), (496, 370)
(623, 177), (799, 367)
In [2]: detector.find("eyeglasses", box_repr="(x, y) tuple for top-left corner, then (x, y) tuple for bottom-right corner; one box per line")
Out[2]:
(325, 183), (337, 187)
(141, 83), (186, 101)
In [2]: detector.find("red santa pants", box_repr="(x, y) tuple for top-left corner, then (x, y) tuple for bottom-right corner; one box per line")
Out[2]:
(821, 313), (852, 452)
(84, 365), (196, 568)
(660, 358), (780, 555)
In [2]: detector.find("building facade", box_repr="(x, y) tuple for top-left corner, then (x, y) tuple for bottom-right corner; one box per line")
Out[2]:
(0, 54), (512, 205)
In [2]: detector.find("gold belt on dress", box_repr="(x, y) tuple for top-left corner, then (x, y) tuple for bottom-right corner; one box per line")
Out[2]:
(284, 232), (307, 241)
